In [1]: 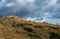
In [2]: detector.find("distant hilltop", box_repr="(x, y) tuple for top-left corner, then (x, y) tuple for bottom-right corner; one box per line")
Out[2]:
(0, 16), (60, 39)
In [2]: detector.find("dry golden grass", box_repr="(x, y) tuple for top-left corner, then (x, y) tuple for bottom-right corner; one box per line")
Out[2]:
(0, 16), (60, 39)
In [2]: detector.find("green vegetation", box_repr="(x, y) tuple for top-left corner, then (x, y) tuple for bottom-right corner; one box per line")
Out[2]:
(0, 16), (60, 39)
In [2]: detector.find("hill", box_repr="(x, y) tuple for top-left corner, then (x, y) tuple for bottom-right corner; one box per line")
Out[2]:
(0, 16), (60, 39)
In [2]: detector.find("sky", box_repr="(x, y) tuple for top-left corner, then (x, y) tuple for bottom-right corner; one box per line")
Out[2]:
(0, 0), (60, 24)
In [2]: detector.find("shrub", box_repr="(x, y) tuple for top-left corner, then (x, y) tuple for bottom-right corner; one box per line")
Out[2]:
(50, 32), (60, 39)
(16, 31), (21, 34)
(34, 25), (42, 28)
(12, 23), (24, 28)
(16, 23), (24, 27)
(24, 28), (33, 32)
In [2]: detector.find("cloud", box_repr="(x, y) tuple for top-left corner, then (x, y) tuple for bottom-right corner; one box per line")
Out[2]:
(26, 0), (35, 3)
(48, 0), (57, 6)
(36, 0), (57, 10)
(6, 2), (14, 7)
(44, 12), (49, 16)
(15, 0), (25, 5)
(0, 0), (6, 7)
(26, 17), (45, 22)
(15, 0), (35, 6)
(45, 19), (60, 24)
(1, 0), (5, 2)
(0, 0), (60, 24)
(26, 17), (35, 21)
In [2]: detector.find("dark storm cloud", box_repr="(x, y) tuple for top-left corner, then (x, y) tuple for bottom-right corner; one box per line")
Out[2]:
(15, 7), (31, 17)
(53, 8), (60, 19)
(0, 6), (31, 18)
(0, 0), (35, 18)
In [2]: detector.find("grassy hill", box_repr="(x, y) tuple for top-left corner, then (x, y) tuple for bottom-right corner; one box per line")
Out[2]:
(0, 16), (60, 39)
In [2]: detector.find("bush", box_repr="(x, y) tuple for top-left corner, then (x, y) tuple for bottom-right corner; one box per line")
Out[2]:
(16, 23), (24, 27)
(12, 23), (24, 28)
(16, 31), (21, 34)
(34, 25), (42, 28)
(24, 28), (33, 32)
(50, 32), (60, 39)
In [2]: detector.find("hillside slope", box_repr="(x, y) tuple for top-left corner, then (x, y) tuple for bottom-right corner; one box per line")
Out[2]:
(0, 16), (60, 39)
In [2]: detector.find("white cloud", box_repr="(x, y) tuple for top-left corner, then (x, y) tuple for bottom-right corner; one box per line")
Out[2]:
(26, 17), (45, 22)
(45, 19), (60, 24)
(15, 0), (35, 5)
(26, 17), (35, 21)
(6, 2), (14, 7)
(41, 0), (58, 9)
(1, 0), (5, 2)
(26, 0), (35, 3)
(0, 0), (8, 8)
(0, 0), (6, 6)
(15, 0), (25, 5)
(48, 0), (57, 6)
(53, 3), (60, 10)
(44, 12), (49, 16)
(47, 0), (57, 7)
